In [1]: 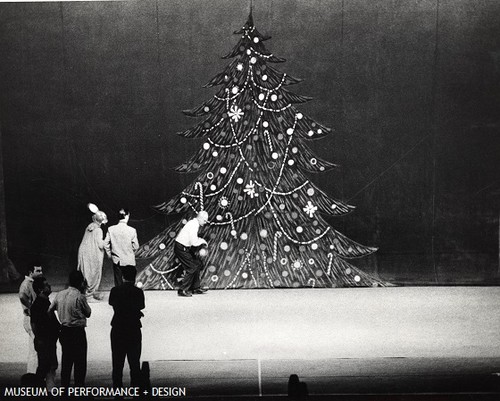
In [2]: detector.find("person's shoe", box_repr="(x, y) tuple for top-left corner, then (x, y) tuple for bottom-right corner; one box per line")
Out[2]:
(178, 290), (192, 297)
(93, 293), (104, 301)
(192, 288), (208, 294)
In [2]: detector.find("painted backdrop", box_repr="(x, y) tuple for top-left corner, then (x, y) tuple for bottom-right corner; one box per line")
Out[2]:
(0, 0), (499, 287)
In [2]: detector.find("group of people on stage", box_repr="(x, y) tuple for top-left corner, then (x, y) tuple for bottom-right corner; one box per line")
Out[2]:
(77, 206), (139, 301)
(18, 207), (210, 390)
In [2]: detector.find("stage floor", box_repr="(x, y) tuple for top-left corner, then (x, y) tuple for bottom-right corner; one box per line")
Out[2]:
(1, 287), (500, 397)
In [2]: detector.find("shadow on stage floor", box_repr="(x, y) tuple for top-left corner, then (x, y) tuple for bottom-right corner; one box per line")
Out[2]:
(1, 287), (499, 399)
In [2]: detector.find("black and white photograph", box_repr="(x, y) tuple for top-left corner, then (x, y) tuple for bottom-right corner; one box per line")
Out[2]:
(0, 0), (499, 400)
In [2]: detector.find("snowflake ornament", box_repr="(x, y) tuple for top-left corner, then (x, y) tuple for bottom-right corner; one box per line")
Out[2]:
(243, 180), (258, 198)
(303, 201), (318, 218)
(228, 105), (244, 122)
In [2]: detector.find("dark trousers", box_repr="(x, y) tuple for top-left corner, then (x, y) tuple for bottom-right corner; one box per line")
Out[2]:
(34, 337), (58, 381)
(113, 262), (123, 287)
(59, 326), (87, 387)
(111, 326), (142, 388)
(174, 242), (202, 292)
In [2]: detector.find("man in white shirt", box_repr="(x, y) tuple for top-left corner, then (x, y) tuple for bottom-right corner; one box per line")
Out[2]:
(174, 211), (209, 297)
(19, 265), (43, 373)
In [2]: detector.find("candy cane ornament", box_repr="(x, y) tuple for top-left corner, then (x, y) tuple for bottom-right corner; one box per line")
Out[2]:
(195, 182), (204, 211)
(327, 253), (333, 275)
(226, 212), (237, 238)
(273, 231), (282, 261)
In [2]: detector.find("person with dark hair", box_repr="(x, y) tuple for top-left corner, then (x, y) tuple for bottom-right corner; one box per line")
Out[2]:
(105, 208), (139, 287)
(109, 265), (145, 389)
(18, 265), (43, 373)
(48, 270), (91, 387)
(78, 206), (108, 301)
(30, 276), (60, 390)
(174, 211), (209, 297)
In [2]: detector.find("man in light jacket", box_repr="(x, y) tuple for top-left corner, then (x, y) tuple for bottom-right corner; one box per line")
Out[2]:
(105, 208), (139, 286)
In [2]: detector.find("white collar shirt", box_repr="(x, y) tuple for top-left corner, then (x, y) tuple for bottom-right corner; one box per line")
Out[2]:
(175, 218), (206, 247)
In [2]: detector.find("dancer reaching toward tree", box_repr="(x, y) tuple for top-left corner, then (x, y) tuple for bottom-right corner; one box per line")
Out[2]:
(77, 203), (107, 301)
(174, 211), (209, 297)
(105, 208), (139, 287)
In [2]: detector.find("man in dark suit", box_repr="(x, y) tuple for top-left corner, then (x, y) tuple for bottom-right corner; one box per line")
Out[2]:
(109, 265), (145, 389)
(31, 276), (60, 390)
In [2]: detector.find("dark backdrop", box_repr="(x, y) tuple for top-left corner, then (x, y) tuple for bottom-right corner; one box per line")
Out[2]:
(0, 0), (499, 287)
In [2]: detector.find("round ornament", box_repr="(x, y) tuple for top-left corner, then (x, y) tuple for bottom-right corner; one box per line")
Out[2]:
(159, 243), (166, 250)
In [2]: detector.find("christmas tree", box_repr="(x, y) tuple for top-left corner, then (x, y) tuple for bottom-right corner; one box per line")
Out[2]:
(136, 12), (387, 290)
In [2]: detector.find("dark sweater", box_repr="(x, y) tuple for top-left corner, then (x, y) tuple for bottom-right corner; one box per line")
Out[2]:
(109, 282), (145, 329)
